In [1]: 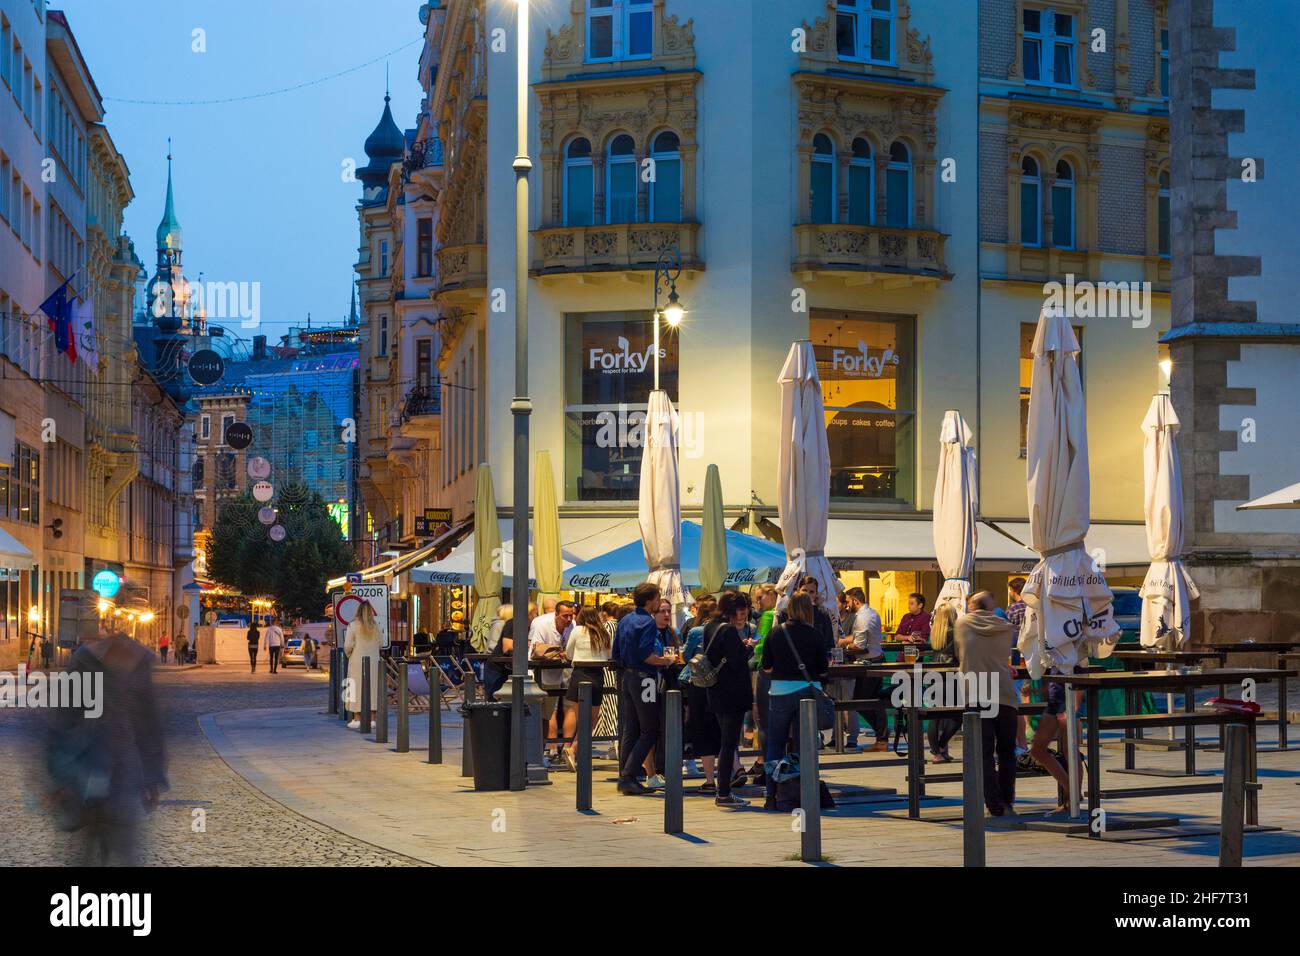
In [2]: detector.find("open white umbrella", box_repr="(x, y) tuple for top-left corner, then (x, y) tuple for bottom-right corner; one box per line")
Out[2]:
(1018, 307), (1120, 818)
(774, 341), (842, 621)
(1237, 482), (1300, 511)
(1139, 394), (1198, 648)
(639, 390), (691, 614)
(933, 410), (977, 615)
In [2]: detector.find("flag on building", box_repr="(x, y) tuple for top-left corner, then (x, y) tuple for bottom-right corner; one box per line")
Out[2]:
(38, 276), (77, 364)
(74, 294), (98, 370)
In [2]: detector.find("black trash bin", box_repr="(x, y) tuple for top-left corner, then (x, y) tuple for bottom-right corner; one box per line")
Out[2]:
(463, 701), (512, 791)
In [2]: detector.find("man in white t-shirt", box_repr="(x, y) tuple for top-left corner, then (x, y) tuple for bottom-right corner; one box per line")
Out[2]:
(528, 600), (575, 753)
(836, 588), (888, 751)
(263, 617), (285, 674)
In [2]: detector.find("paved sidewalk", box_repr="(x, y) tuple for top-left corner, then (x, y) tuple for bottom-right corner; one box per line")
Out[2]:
(200, 703), (1300, 867)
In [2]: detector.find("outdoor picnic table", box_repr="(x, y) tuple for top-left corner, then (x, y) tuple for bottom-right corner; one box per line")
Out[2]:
(1182, 643), (1297, 750)
(1043, 667), (1295, 837)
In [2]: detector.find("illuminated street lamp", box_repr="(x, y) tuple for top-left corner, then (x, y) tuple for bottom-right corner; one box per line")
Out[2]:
(653, 244), (686, 390)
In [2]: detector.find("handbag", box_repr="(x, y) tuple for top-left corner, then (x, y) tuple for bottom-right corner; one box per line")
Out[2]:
(778, 624), (835, 731)
(687, 621), (726, 688)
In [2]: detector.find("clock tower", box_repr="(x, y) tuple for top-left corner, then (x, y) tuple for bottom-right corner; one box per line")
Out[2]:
(148, 144), (192, 403)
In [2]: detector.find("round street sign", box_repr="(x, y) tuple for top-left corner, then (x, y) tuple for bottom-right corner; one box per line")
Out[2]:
(258, 506), (277, 525)
(252, 480), (274, 503)
(226, 421), (253, 450)
(187, 349), (225, 386)
(247, 457), (271, 480)
(269, 524), (287, 542)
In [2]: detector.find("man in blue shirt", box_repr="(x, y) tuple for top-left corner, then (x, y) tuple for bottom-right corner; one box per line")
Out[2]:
(613, 582), (675, 795)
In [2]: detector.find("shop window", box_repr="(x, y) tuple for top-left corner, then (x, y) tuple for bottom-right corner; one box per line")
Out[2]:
(649, 131), (682, 223)
(812, 311), (915, 505)
(564, 311), (678, 502)
(606, 134), (637, 224)
(811, 134), (836, 224)
(1019, 321), (1083, 457)
(564, 137), (594, 227)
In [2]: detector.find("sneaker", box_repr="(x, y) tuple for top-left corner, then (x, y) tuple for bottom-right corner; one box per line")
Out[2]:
(617, 780), (649, 796)
(645, 774), (666, 791)
(697, 782), (717, 795)
(715, 794), (749, 809)
(347, 719), (360, 730)
(683, 759), (699, 777)
(730, 767), (749, 790)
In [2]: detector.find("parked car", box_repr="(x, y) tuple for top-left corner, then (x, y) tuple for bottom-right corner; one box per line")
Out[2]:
(1112, 586), (1142, 642)
(282, 636), (306, 667)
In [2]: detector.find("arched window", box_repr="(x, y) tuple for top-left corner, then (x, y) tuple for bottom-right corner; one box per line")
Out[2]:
(650, 131), (682, 223)
(1158, 170), (1170, 257)
(1020, 156), (1041, 247)
(606, 134), (637, 224)
(886, 141), (911, 228)
(811, 134), (836, 224)
(1052, 159), (1075, 249)
(848, 138), (873, 226)
(564, 137), (594, 227)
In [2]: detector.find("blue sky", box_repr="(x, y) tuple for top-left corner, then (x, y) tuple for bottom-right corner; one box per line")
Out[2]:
(56, 0), (425, 346)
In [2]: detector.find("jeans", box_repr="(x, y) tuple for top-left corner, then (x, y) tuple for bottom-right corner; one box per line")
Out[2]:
(764, 687), (816, 800)
(269, 647), (281, 673)
(982, 707), (1019, 813)
(618, 669), (661, 785)
(754, 671), (771, 752)
(160, 648), (168, 663)
(248, 647), (258, 672)
(715, 711), (746, 798)
(846, 673), (887, 742)
(928, 715), (960, 756)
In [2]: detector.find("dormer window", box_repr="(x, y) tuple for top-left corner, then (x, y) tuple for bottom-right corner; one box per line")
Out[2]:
(836, 0), (894, 65)
(587, 0), (653, 64)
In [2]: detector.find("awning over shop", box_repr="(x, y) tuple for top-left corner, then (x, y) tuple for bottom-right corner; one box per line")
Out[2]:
(764, 516), (1040, 572)
(0, 526), (35, 571)
(562, 522), (788, 592)
(327, 519), (472, 591)
(983, 521), (1151, 572)
(1236, 481), (1300, 510)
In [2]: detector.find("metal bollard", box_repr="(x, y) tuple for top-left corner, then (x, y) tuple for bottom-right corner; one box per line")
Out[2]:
(460, 667), (475, 777)
(576, 682), (593, 811)
(360, 657), (372, 734)
(328, 648), (338, 714)
(664, 689), (684, 834)
(428, 659), (444, 764)
(962, 711), (986, 867)
(1219, 722), (1248, 867)
(799, 697), (822, 862)
(375, 662), (389, 744)
(396, 661), (409, 753)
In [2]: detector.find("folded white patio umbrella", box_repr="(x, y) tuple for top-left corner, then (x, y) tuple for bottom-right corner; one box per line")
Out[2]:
(1018, 307), (1120, 679)
(933, 410), (977, 615)
(774, 341), (842, 622)
(1139, 394), (1199, 648)
(639, 389), (691, 612)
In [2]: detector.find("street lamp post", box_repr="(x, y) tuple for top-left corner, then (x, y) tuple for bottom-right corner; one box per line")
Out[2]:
(509, 0), (534, 792)
(652, 245), (685, 389)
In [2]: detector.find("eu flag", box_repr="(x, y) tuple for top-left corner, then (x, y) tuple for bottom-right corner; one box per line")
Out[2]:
(38, 275), (78, 364)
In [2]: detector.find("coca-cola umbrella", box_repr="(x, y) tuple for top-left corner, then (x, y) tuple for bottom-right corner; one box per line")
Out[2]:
(562, 522), (785, 592)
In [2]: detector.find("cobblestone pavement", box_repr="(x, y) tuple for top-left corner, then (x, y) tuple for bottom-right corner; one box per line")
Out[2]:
(0, 664), (416, 866)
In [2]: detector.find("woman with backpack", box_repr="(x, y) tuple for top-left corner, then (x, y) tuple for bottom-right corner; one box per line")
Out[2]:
(682, 597), (719, 793)
(705, 590), (755, 808)
(760, 590), (829, 810)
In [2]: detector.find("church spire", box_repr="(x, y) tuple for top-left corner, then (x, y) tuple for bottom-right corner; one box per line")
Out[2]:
(156, 140), (183, 252)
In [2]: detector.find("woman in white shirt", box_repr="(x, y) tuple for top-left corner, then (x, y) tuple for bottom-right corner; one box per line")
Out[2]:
(561, 606), (612, 772)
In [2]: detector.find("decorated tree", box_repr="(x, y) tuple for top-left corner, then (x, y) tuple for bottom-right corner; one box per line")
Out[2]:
(207, 483), (355, 621)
